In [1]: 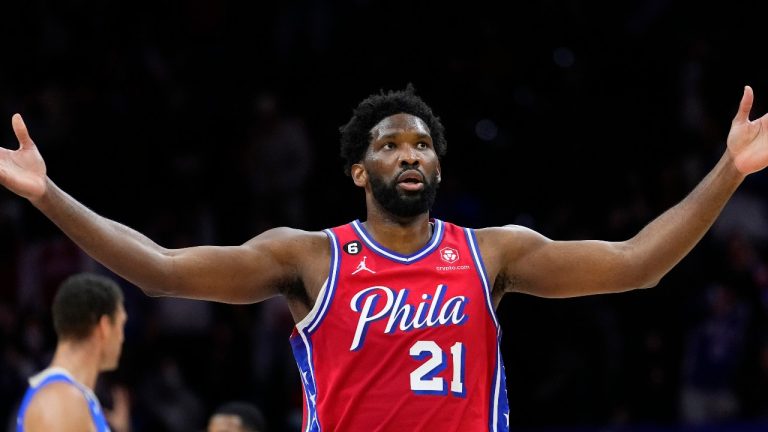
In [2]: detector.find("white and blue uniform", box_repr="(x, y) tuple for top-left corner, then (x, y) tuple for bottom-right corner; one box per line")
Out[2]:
(16, 367), (111, 432)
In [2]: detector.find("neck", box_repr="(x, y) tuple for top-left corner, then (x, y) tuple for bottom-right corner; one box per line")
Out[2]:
(363, 205), (433, 255)
(50, 339), (101, 390)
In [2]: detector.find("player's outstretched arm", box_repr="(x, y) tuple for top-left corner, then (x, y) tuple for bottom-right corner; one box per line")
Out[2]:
(485, 85), (767, 298)
(2, 114), (316, 303)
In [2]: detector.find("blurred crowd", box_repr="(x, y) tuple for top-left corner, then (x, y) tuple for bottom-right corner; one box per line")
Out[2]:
(3, 0), (768, 430)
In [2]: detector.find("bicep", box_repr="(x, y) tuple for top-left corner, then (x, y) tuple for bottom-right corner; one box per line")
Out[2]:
(159, 228), (310, 304)
(496, 226), (635, 298)
(515, 239), (635, 297)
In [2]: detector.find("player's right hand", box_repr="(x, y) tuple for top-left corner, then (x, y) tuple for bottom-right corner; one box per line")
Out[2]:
(1, 114), (48, 201)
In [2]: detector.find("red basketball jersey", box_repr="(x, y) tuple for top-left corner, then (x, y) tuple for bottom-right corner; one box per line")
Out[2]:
(290, 219), (510, 431)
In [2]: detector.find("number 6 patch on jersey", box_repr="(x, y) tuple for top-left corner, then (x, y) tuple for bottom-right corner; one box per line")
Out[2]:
(344, 240), (361, 255)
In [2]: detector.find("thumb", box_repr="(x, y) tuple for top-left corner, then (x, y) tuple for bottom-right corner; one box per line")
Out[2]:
(732, 85), (754, 125)
(11, 114), (35, 149)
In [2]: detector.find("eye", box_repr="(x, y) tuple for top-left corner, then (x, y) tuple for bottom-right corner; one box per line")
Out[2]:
(417, 141), (429, 149)
(383, 142), (396, 150)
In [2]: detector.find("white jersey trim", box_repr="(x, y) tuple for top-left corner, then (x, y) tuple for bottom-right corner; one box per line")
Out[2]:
(464, 228), (506, 432)
(292, 228), (340, 432)
(29, 367), (97, 400)
(352, 219), (444, 263)
(297, 229), (341, 334)
(295, 279), (328, 332)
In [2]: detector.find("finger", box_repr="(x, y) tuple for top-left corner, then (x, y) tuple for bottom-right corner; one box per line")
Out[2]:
(733, 85), (754, 124)
(11, 114), (35, 149)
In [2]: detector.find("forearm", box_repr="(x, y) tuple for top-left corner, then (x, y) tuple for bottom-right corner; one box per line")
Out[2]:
(626, 151), (745, 286)
(30, 178), (172, 295)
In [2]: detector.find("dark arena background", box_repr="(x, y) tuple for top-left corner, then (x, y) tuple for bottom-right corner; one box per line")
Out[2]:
(2, 1), (768, 431)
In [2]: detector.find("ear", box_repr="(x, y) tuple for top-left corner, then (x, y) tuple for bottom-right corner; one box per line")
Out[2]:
(436, 161), (442, 184)
(351, 163), (368, 187)
(97, 315), (112, 340)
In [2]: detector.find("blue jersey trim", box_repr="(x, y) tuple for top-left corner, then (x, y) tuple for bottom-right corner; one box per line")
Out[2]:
(288, 228), (342, 431)
(463, 228), (509, 432)
(352, 219), (444, 264)
(464, 228), (500, 329)
(305, 229), (341, 334)
(290, 332), (321, 432)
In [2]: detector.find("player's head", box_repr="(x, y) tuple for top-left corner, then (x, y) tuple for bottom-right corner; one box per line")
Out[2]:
(52, 272), (127, 371)
(339, 84), (447, 175)
(340, 84), (447, 218)
(207, 401), (267, 432)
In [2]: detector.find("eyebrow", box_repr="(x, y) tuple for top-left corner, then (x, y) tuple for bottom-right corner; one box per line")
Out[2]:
(378, 132), (432, 140)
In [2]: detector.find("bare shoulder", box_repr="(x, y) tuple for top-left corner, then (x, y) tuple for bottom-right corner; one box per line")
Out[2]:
(24, 382), (93, 431)
(475, 225), (551, 258)
(243, 227), (330, 264)
(474, 225), (552, 289)
(245, 227), (329, 247)
(242, 227), (332, 306)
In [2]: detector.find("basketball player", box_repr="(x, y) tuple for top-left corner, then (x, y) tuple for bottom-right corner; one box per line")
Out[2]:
(2, 84), (767, 431)
(15, 272), (128, 432)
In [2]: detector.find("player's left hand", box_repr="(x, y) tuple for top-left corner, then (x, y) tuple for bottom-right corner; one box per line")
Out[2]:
(728, 85), (768, 175)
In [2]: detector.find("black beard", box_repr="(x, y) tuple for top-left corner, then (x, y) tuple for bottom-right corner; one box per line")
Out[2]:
(369, 171), (439, 218)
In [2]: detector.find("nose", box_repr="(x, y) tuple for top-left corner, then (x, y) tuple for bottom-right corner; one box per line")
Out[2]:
(398, 145), (421, 167)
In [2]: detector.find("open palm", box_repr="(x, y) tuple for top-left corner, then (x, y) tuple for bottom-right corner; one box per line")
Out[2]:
(0, 114), (47, 200)
(728, 86), (768, 175)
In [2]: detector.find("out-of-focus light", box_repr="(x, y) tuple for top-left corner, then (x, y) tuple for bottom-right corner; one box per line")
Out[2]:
(475, 118), (498, 141)
(553, 47), (575, 68)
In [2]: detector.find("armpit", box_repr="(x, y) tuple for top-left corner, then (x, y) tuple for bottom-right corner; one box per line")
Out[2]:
(493, 272), (517, 295)
(277, 276), (311, 309)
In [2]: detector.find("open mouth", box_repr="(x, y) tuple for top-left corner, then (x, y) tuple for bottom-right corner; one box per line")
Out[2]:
(397, 170), (425, 191)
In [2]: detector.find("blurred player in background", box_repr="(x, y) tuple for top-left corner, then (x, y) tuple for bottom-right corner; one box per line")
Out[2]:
(15, 272), (129, 432)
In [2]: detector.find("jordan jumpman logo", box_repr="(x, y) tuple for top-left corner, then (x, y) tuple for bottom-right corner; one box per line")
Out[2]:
(352, 256), (375, 274)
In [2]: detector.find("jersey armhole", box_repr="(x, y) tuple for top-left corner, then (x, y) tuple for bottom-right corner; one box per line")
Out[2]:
(464, 227), (501, 330)
(296, 228), (341, 334)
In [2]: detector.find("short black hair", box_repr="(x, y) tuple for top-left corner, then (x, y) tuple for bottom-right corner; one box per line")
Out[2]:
(339, 83), (447, 175)
(52, 272), (123, 341)
(212, 401), (266, 432)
